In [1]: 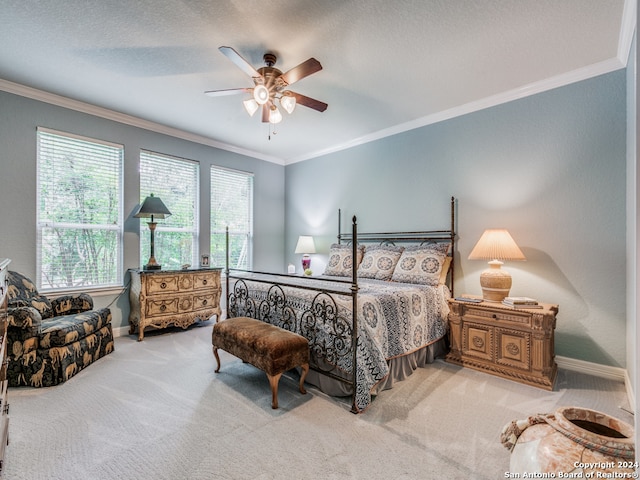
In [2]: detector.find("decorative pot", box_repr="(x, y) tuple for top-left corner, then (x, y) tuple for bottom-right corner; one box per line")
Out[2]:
(501, 406), (636, 475)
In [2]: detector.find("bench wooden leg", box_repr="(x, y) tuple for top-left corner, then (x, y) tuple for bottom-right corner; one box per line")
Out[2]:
(299, 363), (309, 394)
(213, 347), (221, 373)
(267, 372), (283, 409)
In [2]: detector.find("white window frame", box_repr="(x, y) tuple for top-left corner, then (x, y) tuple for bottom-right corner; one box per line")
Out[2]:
(139, 150), (200, 270)
(36, 127), (124, 293)
(210, 165), (254, 270)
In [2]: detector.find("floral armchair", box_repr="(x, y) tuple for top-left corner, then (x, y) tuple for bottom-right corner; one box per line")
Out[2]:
(6, 271), (114, 387)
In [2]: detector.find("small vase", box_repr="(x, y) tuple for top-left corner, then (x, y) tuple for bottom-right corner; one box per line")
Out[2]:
(501, 406), (635, 475)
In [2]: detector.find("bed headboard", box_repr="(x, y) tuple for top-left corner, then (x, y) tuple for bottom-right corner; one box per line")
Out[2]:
(336, 196), (457, 294)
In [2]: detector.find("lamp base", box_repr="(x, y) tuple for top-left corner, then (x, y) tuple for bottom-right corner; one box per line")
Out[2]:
(479, 261), (512, 302)
(301, 254), (311, 271)
(144, 264), (162, 271)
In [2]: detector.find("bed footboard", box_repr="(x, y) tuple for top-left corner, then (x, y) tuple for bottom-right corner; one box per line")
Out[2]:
(228, 278), (356, 382)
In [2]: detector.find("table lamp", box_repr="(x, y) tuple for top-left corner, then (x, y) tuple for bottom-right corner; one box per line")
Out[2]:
(134, 193), (172, 270)
(295, 236), (316, 272)
(468, 229), (526, 302)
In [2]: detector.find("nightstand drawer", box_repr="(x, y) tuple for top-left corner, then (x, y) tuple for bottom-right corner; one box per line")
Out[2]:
(462, 323), (494, 361)
(496, 328), (530, 371)
(464, 305), (532, 327)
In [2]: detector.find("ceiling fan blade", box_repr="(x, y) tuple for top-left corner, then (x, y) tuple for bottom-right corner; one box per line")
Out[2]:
(289, 91), (328, 112)
(279, 58), (322, 86)
(219, 46), (262, 79)
(204, 87), (250, 97)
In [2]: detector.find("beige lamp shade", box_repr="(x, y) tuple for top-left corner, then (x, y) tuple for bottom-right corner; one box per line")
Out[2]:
(468, 229), (525, 302)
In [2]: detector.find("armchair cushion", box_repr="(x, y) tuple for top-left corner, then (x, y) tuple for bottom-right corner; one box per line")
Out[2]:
(7, 271), (53, 319)
(51, 293), (93, 316)
(7, 306), (42, 332)
(40, 308), (111, 349)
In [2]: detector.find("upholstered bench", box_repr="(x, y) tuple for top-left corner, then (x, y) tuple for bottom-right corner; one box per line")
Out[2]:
(212, 317), (310, 409)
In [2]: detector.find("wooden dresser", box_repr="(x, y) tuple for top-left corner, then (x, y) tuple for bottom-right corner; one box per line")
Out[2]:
(0, 259), (10, 475)
(129, 267), (222, 341)
(446, 298), (558, 390)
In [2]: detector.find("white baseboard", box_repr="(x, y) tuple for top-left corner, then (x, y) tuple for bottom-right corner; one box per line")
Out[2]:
(556, 355), (627, 381)
(556, 355), (634, 413)
(112, 325), (130, 338)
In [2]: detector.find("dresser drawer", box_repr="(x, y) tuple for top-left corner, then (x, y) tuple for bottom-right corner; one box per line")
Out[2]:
(145, 275), (180, 295)
(193, 272), (219, 290)
(145, 298), (179, 317)
(193, 293), (217, 311)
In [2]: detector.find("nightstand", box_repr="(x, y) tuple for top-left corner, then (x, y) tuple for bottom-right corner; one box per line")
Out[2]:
(128, 267), (222, 341)
(446, 297), (558, 390)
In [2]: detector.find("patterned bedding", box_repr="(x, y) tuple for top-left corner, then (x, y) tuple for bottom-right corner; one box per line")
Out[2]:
(227, 272), (451, 412)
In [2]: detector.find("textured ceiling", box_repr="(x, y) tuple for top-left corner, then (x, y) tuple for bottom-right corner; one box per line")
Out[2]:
(0, 0), (634, 164)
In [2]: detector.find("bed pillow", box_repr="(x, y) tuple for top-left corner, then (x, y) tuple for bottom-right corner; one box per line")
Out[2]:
(439, 255), (452, 285)
(391, 243), (450, 286)
(323, 243), (365, 277)
(357, 245), (405, 281)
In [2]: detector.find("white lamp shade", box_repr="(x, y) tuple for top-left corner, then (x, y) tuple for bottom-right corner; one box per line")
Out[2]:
(295, 236), (316, 254)
(269, 106), (283, 124)
(280, 93), (296, 114)
(243, 98), (259, 116)
(253, 85), (270, 105)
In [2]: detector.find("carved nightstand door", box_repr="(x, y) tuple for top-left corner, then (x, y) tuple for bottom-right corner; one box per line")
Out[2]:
(446, 298), (558, 390)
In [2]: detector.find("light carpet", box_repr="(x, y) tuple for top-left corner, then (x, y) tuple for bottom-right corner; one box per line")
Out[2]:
(4, 321), (632, 480)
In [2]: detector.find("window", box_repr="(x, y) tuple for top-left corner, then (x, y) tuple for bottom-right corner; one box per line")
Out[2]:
(139, 151), (199, 270)
(37, 128), (123, 291)
(211, 166), (253, 270)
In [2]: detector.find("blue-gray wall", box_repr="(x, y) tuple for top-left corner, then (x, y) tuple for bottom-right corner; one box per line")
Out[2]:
(0, 90), (285, 331)
(285, 69), (627, 368)
(0, 68), (629, 368)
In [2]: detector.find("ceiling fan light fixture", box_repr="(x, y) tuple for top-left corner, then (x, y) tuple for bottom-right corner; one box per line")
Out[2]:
(242, 98), (259, 116)
(280, 92), (296, 114)
(269, 105), (283, 124)
(253, 85), (270, 105)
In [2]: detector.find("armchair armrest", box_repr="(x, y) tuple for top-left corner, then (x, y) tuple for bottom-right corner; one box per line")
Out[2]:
(51, 293), (94, 316)
(8, 306), (42, 332)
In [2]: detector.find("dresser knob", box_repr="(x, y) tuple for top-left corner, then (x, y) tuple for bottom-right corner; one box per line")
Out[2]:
(492, 314), (497, 319)
(203, 279), (208, 285)
(203, 299), (208, 305)
(160, 304), (167, 312)
(160, 282), (167, 289)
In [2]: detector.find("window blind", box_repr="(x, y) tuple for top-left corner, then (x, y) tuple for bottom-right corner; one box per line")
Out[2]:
(139, 150), (199, 270)
(210, 166), (254, 270)
(36, 127), (123, 291)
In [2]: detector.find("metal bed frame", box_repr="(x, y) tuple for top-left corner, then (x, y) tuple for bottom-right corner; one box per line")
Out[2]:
(225, 196), (456, 413)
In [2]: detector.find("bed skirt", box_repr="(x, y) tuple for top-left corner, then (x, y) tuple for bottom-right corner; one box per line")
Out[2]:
(302, 336), (449, 397)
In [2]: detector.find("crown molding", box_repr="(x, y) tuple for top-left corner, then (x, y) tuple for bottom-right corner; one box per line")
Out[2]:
(0, 78), (284, 166)
(618, 0), (637, 65)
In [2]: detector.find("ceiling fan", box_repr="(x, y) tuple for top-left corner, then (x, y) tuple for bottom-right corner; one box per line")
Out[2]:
(205, 46), (328, 124)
